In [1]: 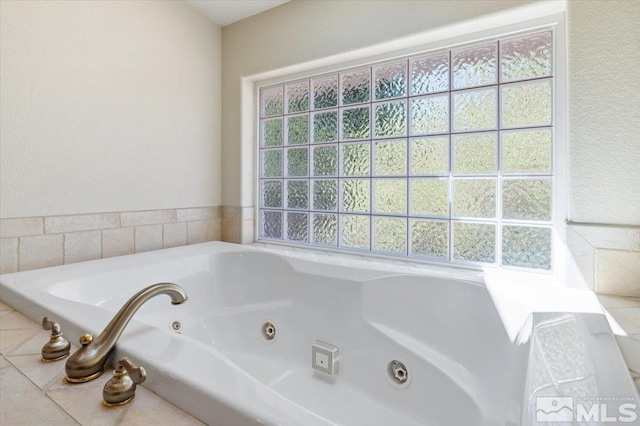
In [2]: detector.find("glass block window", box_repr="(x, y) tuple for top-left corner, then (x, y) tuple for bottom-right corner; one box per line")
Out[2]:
(259, 30), (555, 271)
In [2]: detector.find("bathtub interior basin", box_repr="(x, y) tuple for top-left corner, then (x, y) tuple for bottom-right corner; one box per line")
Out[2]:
(1, 242), (638, 425)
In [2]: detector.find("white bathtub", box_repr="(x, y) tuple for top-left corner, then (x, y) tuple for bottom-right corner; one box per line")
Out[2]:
(1, 242), (638, 425)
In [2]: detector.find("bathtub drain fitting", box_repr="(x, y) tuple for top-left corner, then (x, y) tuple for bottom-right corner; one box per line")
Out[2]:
(171, 321), (182, 332)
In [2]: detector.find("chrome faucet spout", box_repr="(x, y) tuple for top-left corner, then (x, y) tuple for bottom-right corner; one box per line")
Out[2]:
(65, 282), (187, 383)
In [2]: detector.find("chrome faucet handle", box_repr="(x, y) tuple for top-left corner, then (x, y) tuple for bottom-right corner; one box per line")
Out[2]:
(41, 316), (70, 362)
(102, 357), (146, 407)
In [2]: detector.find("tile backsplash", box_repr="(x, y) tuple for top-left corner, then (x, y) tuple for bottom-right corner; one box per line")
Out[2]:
(0, 207), (223, 274)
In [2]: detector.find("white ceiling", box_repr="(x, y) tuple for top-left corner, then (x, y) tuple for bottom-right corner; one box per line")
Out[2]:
(187, 0), (290, 27)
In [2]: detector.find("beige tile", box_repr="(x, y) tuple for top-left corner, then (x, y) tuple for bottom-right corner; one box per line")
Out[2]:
(121, 210), (176, 227)
(631, 333), (640, 342)
(45, 213), (119, 234)
(598, 294), (640, 308)
(0, 363), (77, 425)
(47, 375), (126, 426)
(47, 367), (112, 391)
(566, 226), (595, 291)
(0, 311), (40, 331)
(187, 219), (221, 245)
(6, 353), (67, 389)
(0, 238), (19, 274)
(616, 336), (640, 373)
(221, 218), (234, 243)
(0, 301), (14, 312)
(102, 228), (134, 258)
(65, 231), (102, 265)
(135, 225), (163, 253)
(0, 355), (9, 369)
(241, 218), (254, 244)
(19, 234), (64, 271)
(176, 207), (220, 222)
(163, 222), (187, 249)
(119, 385), (205, 426)
(0, 329), (40, 355)
(9, 329), (61, 356)
(608, 307), (640, 335)
(0, 217), (44, 238)
(595, 249), (640, 297)
(571, 224), (640, 252)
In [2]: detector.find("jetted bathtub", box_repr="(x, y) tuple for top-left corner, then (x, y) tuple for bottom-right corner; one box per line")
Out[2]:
(1, 242), (638, 425)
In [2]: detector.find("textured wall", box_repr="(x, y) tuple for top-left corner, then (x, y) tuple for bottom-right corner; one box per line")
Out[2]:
(567, 0), (640, 225)
(0, 1), (222, 218)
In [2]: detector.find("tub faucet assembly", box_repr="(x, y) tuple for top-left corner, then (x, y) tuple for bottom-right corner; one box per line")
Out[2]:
(65, 282), (188, 383)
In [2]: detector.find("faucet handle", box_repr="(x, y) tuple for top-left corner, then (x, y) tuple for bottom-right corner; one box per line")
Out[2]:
(102, 357), (146, 407)
(119, 357), (146, 384)
(41, 316), (70, 362)
(42, 316), (61, 335)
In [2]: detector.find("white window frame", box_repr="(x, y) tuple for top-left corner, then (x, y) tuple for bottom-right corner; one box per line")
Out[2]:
(252, 13), (567, 277)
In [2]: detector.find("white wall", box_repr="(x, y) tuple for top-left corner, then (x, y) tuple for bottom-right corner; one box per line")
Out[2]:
(567, 0), (640, 226)
(0, 0), (222, 218)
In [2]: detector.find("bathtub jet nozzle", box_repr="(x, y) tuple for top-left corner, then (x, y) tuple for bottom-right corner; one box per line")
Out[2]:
(64, 282), (187, 383)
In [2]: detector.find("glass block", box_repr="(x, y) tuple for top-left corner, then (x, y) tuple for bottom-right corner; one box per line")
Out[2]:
(261, 180), (282, 208)
(410, 219), (448, 258)
(261, 86), (283, 117)
(312, 213), (337, 245)
(286, 115), (309, 145)
(285, 81), (309, 113)
(374, 101), (407, 138)
(340, 215), (370, 250)
(286, 180), (308, 209)
(410, 178), (448, 217)
(261, 210), (282, 239)
(341, 142), (370, 176)
(453, 88), (497, 132)
(410, 94), (449, 135)
(312, 179), (337, 211)
(453, 178), (496, 218)
(502, 225), (551, 270)
(453, 222), (495, 263)
(312, 111), (338, 143)
(501, 80), (552, 128)
(341, 68), (370, 105)
(262, 149), (283, 177)
(312, 145), (337, 177)
(341, 179), (370, 213)
(286, 212), (308, 242)
(261, 118), (283, 147)
(373, 217), (407, 253)
(503, 178), (552, 221)
(374, 61), (407, 100)
(502, 129), (552, 174)
(312, 74), (338, 109)
(410, 136), (449, 175)
(452, 42), (497, 89)
(374, 139), (407, 176)
(286, 147), (308, 177)
(341, 107), (370, 140)
(374, 179), (407, 215)
(410, 52), (449, 95)
(501, 31), (552, 83)
(453, 133), (497, 175)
